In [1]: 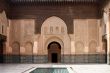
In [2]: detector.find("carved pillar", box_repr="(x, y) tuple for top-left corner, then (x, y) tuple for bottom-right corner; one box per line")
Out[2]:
(108, 12), (110, 64)
(105, 11), (110, 64)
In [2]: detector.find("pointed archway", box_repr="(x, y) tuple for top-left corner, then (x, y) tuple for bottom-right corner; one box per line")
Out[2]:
(48, 41), (61, 63)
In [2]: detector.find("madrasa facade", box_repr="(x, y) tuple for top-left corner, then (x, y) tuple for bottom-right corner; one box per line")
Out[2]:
(0, 0), (110, 64)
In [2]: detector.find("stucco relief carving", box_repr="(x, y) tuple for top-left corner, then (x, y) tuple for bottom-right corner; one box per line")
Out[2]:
(56, 26), (59, 33)
(75, 41), (84, 54)
(50, 26), (53, 33)
(89, 40), (97, 53)
(25, 42), (33, 55)
(45, 36), (64, 54)
(12, 42), (20, 55)
(41, 16), (67, 35)
(0, 11), (7, 35)
(26, 24), (31, 35)
(40, 16), (70, 55)
(43, 26), (65, 34)
(24, 20), (35, 36)
(44, 26), (48, 34)
(61, 27), (64, 34)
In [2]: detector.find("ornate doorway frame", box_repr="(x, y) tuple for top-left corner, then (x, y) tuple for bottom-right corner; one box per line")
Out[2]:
(48, 41), (61, 63)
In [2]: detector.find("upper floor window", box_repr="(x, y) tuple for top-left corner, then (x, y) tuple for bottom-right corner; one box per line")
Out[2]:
(50, 26), (53, 33)
(56, 26), (59, 33)
(41, 16), (67, 35)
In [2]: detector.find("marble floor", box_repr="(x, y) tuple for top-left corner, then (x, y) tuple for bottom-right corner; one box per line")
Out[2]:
(0, 64), (110, 73)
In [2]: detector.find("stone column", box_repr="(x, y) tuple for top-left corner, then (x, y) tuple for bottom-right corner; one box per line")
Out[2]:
(106, 11), (110, 64)
(109, 12), (110, 64)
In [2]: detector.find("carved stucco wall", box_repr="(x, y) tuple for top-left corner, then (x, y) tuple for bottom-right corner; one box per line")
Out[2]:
(12, 41), (20, 55)
(74, 19), (102, 54)
(89, 40), (97, 54)
(8, 17), (103, 56)
(75, 41), (84, 54)
(0, 11), (8, 54)
(25, 42), (33, 55)
(9, 19), (35, 55)
(103, 1), (110, 64)
(40, 16), (71, 55)
(0, 11), (7, 36)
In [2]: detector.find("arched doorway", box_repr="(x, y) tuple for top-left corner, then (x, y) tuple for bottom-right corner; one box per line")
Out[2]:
(102, 39), (107, 63)
(12, 42), (20, 63)
(48, 41), (61, 63)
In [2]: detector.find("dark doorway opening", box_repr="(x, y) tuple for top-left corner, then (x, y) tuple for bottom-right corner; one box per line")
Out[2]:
(48, 41), (61, 63)
(0, 35), (6, 63)
(51, 53), (58, 63)
(102, 39), (107, 63)
(0, 42), (3, 63)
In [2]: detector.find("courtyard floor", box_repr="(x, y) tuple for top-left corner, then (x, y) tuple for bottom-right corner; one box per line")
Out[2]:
(0, 64), (110, 73)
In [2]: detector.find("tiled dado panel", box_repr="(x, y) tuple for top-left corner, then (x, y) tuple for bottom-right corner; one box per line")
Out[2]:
(70, 54), (106, 63)
(33, 55), (48, 63)
(3, 54), (106, 63)
(4, 55), (20, 63)
(21, 55), (33, 63)
(109, 54), (110, 64)
(61, 55), (71, 63)
(4, 55), (48, 63)
(59, 54), (106, 63)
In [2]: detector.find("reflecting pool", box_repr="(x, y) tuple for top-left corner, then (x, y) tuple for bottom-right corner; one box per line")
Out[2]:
(30, 68), (69, 73)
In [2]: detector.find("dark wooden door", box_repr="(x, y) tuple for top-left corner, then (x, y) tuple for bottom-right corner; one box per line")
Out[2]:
(48, 42), (61, 63)
(51, 53), (58, 63)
